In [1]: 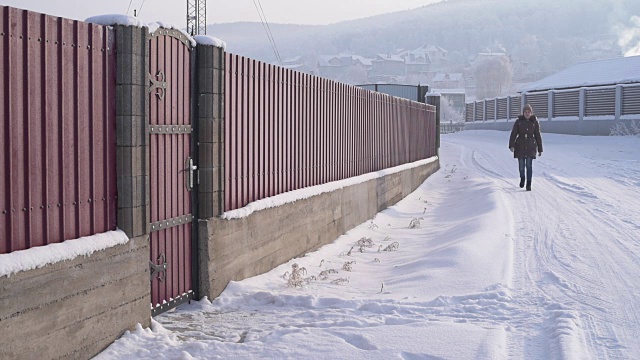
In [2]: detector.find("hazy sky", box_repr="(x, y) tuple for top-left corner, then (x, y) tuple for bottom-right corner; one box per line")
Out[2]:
(1, 0), (443, 27)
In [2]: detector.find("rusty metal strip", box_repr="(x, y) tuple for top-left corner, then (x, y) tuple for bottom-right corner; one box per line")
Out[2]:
(149, 125), (192, 134)
(150, 214), (194, 232)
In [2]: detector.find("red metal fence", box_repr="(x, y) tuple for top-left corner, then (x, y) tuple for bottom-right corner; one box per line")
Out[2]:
(225, 54), (437, 211)
(1, 7), (117, 254)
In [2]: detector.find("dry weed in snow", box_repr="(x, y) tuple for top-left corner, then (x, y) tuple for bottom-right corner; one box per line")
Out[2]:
(317, 269), (339, 280)
(283, 263), (311, 288)
(357, 237), (374, 248)
(331, 278), (349, 285)
(383, 241), (400, 252)
(342, 261), (356, 272)
(340, 246), (355, 257)
(408, 218), (423, 229)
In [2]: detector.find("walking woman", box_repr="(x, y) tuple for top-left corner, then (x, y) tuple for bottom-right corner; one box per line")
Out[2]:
(509, 104), (543, 191)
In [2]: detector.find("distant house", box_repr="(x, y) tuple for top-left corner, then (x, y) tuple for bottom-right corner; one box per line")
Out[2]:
(409, 45), (448, 70)
(404, 50), (432, 76)
(370, 54), (405, 79)
(282, 56), (314, 74)
(431, 88), (466, 113)
(317, 54), (372, 83)
(433, 73), (464, 89)
(472, 52), (509, 63)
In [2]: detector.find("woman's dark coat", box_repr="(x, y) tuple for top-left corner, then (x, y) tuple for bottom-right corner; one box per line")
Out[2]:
(509, 115), (543, 159)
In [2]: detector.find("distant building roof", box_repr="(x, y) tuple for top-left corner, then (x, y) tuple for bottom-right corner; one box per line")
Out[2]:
(318, 54), (372, 67)
(283, 56), (303, 64)
(375, 54), (404, 62)
(431, 88), (466, 94)
(520, 55), (640, 92)
(434, 73), (463, 82)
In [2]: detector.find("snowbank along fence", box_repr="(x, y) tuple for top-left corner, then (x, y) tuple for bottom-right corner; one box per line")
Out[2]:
(1, 5), (439, 359)
(464, 84), (640, 135)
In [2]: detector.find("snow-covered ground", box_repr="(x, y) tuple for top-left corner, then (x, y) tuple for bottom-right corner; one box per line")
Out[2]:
(96, 130), (640, 359)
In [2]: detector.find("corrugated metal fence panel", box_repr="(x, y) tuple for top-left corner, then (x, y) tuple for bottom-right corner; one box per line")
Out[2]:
(586, 88), (615, 116)
(474, 101), (484, 121)
(622, 85), (640, 115)
(225, 54), (436, 211)
(526, 92), (548, 118)
(510, 96), (521, 118)
(553, 90), (579, 117)
(1, 7), (116, 254)
(465, 103), (474, 122)
(497, 98), (507, 119)
(485, 99), (496, 120)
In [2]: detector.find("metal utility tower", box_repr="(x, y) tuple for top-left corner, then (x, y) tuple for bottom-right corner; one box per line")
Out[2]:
(187, 0), (206, 35)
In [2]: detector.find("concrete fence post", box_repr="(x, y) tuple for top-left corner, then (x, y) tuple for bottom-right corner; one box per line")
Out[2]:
(195, 44), (226, 218)
(472, 101), (476, 122)
(115, 25), (150, 238)
(483, 99), (487, 121)
(507, 96), (511, 121)
(548, 90), (554, 121)
(579, 88), (586, 121)
(615, 85), (622, 121)
(494, 98), (498, 122)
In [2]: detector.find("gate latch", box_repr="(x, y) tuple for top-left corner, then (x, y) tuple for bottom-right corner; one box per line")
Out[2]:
(186, 157), (198, 191)
(149, 253), (167, 282)
(149, 70), (167, 100)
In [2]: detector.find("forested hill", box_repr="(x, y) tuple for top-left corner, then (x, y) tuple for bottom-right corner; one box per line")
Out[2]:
(208, 0), (639, 74)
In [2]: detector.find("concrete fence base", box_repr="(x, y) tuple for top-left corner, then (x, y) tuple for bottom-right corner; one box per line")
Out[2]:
(0, 236), (150, 360)
(198, 160), (440, 299)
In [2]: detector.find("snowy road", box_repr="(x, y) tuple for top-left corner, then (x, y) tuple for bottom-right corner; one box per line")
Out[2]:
(97, 130), (640, 360)
(448, 131), (640, 359)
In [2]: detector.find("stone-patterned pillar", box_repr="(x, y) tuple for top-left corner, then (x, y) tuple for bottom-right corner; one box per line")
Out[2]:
(195, 44), (225, 218)
(115, 25), (149, 238)
(426, 93), (441, 152)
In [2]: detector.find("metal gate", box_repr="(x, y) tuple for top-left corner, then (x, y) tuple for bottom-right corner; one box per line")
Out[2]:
(148, 28), (198, 316)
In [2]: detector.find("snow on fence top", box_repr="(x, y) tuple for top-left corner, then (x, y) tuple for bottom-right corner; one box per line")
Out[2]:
(0, 230), (129, 278)
(85, 15), (225, 49)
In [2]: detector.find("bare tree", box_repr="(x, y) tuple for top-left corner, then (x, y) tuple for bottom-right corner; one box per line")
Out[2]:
(472, 56), (513, 100)
(440, 97), (464, 123)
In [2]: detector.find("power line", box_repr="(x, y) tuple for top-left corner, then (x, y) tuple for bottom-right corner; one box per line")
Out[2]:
(252, 0), (283, 66)
(257, 0), (281, 62)
(126, 0), (134, 15)
(138, 0), (148, 16)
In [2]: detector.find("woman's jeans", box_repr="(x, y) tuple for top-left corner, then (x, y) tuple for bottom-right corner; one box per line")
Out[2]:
(518, 157), (533, 182)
